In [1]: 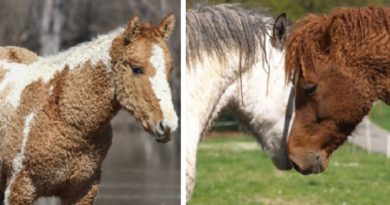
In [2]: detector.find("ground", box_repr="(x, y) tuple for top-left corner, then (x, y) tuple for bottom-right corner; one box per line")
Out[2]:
(190, 134), (390, 205)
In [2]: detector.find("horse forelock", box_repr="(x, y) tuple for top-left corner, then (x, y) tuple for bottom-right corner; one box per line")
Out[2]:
(186, 4), (274, 70)
(285, 14), (326, 84)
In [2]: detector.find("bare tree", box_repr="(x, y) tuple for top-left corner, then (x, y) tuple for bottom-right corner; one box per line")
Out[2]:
(39, 0), (64, 55)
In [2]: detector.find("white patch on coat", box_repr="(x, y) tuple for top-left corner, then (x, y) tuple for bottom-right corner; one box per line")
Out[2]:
(48, 85), (54, 95)
(0, 28), (124, 109)
(4, 112), (35, 205)
(149, 44), (178, 132)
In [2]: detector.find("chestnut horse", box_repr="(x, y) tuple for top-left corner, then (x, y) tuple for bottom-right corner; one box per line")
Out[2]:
(185, 4), (292, 201)
(285, 6), (390, 175)
(0, 15), (178, 204)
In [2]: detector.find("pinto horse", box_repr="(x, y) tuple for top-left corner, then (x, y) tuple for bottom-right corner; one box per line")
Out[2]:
(185, 4), (292, 200)
(285, 6), (390, 175)
(0, 14), (178, 204)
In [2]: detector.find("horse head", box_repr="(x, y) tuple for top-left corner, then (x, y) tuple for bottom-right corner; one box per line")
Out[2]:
(110, 14), (178, 143)
(284, 8), (386, 174)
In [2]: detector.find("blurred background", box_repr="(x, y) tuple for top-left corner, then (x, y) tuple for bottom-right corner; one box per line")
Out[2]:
(187, 0), (390, 205)
(0, 0), (180, 204)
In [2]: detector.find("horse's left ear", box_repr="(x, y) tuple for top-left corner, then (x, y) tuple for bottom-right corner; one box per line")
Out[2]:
(158, 13), (175, 40)
(272, 13), (287, 49)
(124, 16), (140, 44)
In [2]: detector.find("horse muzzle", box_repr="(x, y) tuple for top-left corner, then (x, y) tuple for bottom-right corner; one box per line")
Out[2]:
(288, 149), (328, 175)
(150, 120), (175, 143)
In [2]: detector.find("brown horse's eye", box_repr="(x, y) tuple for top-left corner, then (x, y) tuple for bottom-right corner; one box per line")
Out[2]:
(304, 84), (317, 96)
(131, 66), (143, 74)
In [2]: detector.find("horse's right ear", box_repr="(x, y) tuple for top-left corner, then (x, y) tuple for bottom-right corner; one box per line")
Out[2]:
(158, 13), (175, 40)
(320, 17), (342, 54)
(124, 16), (140, 44)
(272, 13), (287, 49)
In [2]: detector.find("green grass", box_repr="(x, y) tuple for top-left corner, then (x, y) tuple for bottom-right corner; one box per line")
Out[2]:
(369, 101), (390, 131)
(190, 135), (390, 205)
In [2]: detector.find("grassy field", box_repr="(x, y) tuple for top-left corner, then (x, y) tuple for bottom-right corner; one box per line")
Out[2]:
(190, 135), (390, 205)
(369, 101), (390, 131)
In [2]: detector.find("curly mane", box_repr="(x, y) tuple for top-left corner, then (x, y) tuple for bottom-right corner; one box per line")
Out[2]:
(285, 6), (390, 83)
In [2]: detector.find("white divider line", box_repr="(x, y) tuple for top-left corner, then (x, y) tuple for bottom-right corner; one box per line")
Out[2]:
(387, 134), (390, 158)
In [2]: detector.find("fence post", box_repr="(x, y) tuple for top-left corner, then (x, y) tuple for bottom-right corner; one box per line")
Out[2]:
(365, 120), (372, 153)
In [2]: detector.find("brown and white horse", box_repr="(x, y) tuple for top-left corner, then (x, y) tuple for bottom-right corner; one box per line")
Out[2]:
(285, 6), (390, 175)
(0, 14), (178, 204)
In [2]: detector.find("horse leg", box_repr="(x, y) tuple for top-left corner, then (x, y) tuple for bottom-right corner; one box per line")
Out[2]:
(4, 170), (36, 205)
(67, 176), (100, 205)
(0, 162), (5, 205)
(186, 161), (196, 203)
(186, 139), (199, 203)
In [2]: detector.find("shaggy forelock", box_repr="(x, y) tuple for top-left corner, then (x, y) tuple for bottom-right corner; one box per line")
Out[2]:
(286, 6), (390, 83)
(186, 4), (274, 69)
(285, 14), (325, 83)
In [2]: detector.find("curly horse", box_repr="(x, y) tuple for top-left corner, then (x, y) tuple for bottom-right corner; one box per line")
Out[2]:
(285, 6), (390, 175)
(0, 14), (178, 204)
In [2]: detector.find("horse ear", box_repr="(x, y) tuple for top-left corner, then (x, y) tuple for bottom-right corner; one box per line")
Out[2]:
(124, 16), (140, 44)
(272, 13), (287, 49)
(320, 17), (342, 54)
(158, 13), (175, 40)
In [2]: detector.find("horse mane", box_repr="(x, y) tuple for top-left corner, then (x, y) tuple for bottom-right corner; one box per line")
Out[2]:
(186, 4), (274, 69)
(286, 6), (390, 83)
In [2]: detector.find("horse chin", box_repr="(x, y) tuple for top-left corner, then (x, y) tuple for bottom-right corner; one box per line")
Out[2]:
(154, 134), (171, 143)
(146, 122), (172, 143)
(148, 131), (171, 143)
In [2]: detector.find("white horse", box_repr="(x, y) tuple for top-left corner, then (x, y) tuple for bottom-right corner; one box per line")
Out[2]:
(185, 4), (293, 200)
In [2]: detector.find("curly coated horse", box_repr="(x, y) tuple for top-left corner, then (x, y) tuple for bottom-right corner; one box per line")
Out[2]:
(0, 14), (178, 204)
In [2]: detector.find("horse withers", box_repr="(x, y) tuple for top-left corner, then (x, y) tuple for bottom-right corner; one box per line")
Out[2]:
(285, 6), (390, 175)
(0, 14), (178, 204)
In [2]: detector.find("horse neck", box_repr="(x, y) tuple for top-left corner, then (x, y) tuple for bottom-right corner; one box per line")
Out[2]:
(185, 51), (247, 138)
(185, 31), (283, 139)
(220, 59), (291, 155)
(58, 63), (120, 136)
(40, 29), (124, 135)
(384, 88), (390, 105)
(340, 58), (390, 106)
(382, 70), (390, 104)
(38, 28), (123, 71)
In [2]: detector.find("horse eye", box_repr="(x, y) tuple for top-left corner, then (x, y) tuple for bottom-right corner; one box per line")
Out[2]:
(304, 84), (317, 96)
(131, 66), (143, 74)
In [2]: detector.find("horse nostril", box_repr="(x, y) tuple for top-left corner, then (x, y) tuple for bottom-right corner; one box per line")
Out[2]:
(159, 121), (165, 131)
(311, 152), (321, 161)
